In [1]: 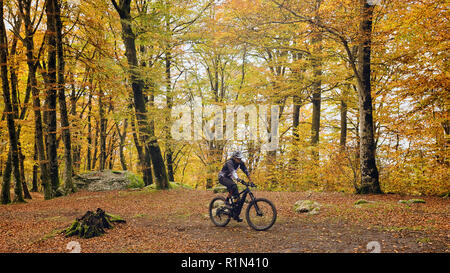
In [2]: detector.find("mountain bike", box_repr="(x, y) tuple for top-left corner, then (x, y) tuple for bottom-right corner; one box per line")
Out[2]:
(209, 179), (277, 231)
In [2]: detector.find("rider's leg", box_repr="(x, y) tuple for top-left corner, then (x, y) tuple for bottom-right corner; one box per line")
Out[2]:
(219, 177), (242, 222)
(229, 183), (240, 203)
(219, 177), (238, 197)
(226, 192), (232, 203)
(219, 177), (233, 205)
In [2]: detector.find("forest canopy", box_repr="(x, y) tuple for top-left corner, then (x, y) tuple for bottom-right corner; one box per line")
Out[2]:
(0, 0), (448, 204)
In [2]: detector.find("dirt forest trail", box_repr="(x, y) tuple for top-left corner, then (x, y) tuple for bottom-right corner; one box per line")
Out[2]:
(0, 188), (448, 253)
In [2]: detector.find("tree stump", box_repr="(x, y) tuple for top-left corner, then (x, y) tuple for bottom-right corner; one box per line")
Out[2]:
(64, 208), (125, 239)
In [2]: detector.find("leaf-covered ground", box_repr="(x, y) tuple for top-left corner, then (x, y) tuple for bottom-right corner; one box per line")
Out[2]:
(0, 187), (448, 253)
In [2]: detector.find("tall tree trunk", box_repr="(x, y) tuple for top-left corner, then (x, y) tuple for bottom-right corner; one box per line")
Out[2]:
(310, 31), (322, 160)
(164, 2), (175, 182)
(9, 20), (20, 120)
(112, 0), (168, 189)
(292, 95), (301, 143)
(165, 49), (175, 182)
(1, 151), (12, 204)
(107, 130), (117, 169)
(0, 146), (3, 177)
(69, 73), (81, 171)
(86, 89), (92, 170)
(18, 144), (32, 199)
(0, 2), (24, 203)
(54, 0), (75, 193)
(45, 0), (60, 194)
(130, 113), (151, 183)
(31, 140), (39, 192)
(92, 121), (99, 170)
(8, 17), (32, 200)
(116, 120), (128, 171)
(15, 0), (52, 198)
(99, 87), (107, 170)
(356, 1), (381, 194)
(340, 86), (348, 149)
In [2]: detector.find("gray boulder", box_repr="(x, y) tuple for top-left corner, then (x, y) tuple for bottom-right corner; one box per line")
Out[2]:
(294, 200), (321, 215)
(73, 170), (131, 192)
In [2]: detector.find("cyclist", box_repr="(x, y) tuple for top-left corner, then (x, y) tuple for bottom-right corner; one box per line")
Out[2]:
(218, 151), (253, 222)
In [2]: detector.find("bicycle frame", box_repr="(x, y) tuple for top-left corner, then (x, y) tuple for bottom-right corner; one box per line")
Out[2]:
(233, 185), (258, 216)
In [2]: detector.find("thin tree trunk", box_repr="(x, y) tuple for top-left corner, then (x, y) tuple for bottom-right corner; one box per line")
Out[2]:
(69, 73), (81, 171)
(164, 3), (175, 182)
(340, 86), (348, 149)
(0, 2), (24, 203)
(107, 130), (117, 169)
(99, 87), (106, 170)
(165, 49), (175, 182)
(292, 95), (301, 143)
(92, 121), (99, 170)
(1, 151), (12, 204)
(0, 146), (3, 177)
(310, 31), (322, 160)
(87, 90), (92, 170)
(18, 144), (32, 199)
(31, 140), (39, 192)
(116, 120), (128, 171)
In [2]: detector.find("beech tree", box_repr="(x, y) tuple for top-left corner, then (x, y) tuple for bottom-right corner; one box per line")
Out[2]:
(0, 0), (24, 203)
(111, 0), (169, 189)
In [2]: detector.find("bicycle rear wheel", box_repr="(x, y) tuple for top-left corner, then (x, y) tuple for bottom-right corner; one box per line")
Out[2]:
(246, 198), (276, 231)
(209, 196), (231, 227)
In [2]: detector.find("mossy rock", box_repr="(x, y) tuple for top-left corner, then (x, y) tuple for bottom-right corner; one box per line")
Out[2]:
(126, 172), (145, 189)
(293, 200), (320, 214)
(142, 184), (158, 192)
(398, 199), (426, 204)
(408, 199), (426, 204)
(354, 199), (370, 205)
(308, 207), (320, 215)
(169, 181), (194, 190)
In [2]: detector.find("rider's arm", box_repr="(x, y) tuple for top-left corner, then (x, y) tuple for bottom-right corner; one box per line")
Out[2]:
(239, 162), (251, 181)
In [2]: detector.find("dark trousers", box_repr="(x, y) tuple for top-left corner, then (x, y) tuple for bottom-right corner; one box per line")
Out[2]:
(218, 176), (239, 197)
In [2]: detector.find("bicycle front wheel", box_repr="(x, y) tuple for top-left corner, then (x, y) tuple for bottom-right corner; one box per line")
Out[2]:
(209, 196), (231, 227)
(246, 198), (277, 231)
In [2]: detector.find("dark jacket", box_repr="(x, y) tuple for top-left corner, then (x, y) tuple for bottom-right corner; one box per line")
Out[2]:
(218, 158), (250, 181)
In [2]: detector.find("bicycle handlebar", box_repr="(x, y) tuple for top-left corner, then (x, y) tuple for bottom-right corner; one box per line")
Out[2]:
(237, 178), (257, 188)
